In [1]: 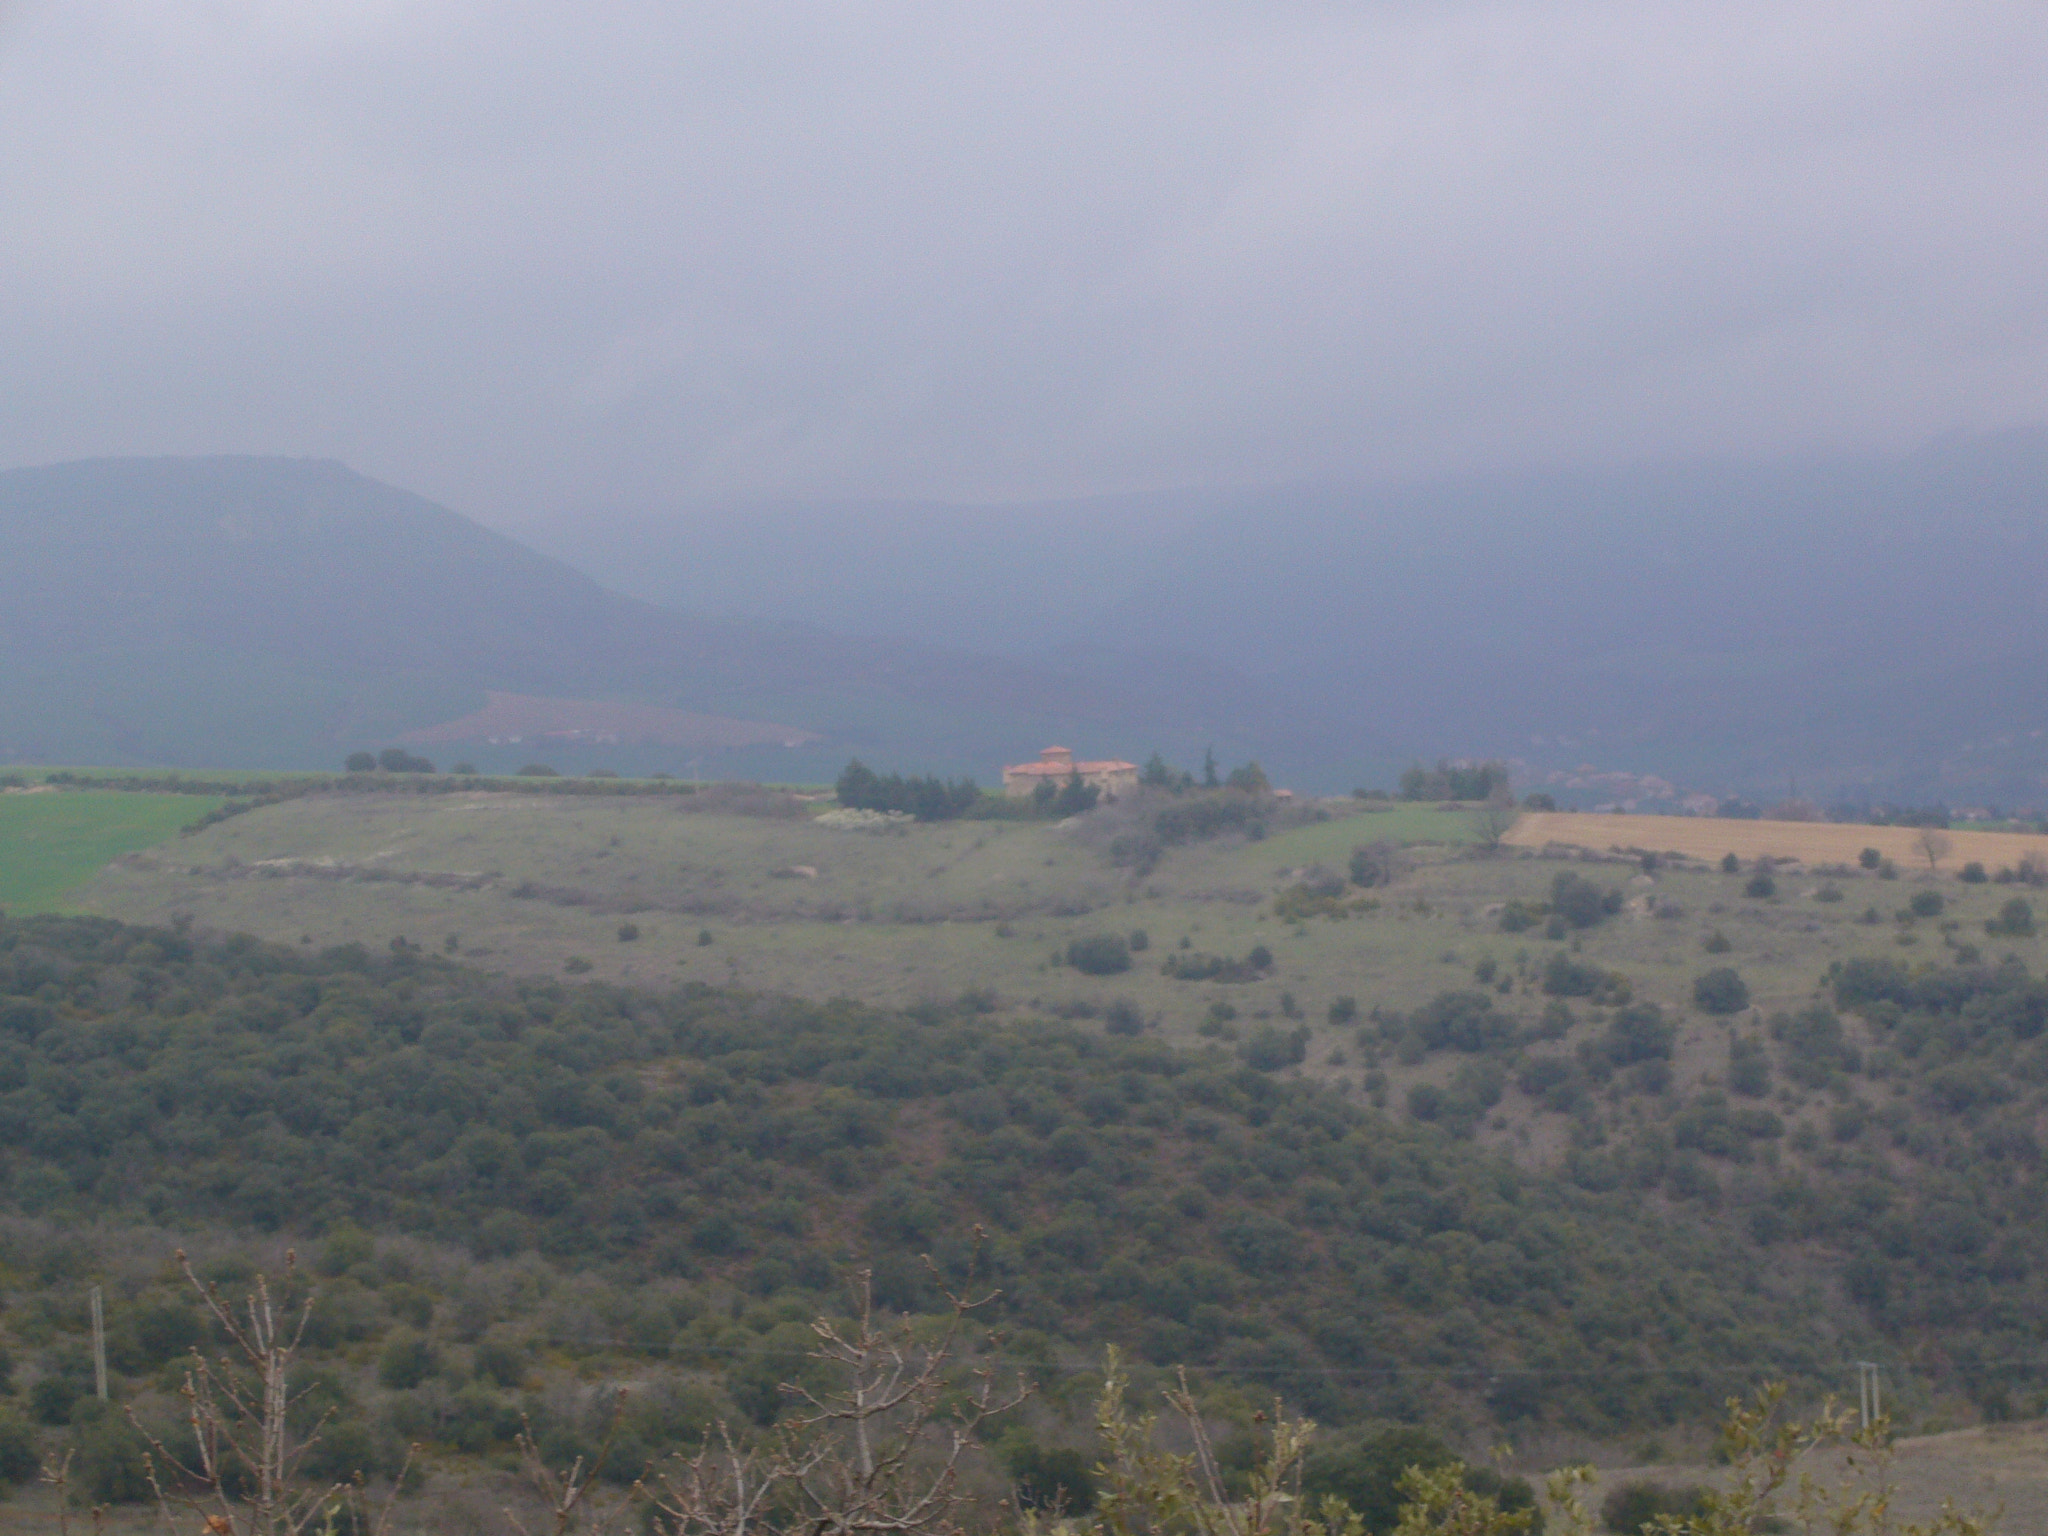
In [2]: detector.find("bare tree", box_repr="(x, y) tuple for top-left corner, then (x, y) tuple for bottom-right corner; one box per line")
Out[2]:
(37, 1448), (79, 1536)
(507, 1389), (634, 1536)
(129, 1250), (408, 1536)
(1086, 1352), (1370, 1536)
(1916, 829), (1952, 873)
(638, 1262), (1028, 1536)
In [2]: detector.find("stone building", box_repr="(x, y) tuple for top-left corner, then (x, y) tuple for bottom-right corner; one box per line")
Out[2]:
(1000, 745), (1139, 799)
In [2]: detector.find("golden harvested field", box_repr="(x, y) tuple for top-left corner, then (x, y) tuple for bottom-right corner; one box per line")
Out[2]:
(1506, 811), (2048, 872)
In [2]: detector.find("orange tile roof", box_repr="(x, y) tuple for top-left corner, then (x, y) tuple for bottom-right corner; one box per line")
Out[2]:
(1004, 758), (1138, 776)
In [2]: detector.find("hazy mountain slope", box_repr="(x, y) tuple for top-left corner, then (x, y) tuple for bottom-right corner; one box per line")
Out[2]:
(535, 431), (2048, 804)
(15, 442), (2045, 798)
(0, 457), (1291, 777)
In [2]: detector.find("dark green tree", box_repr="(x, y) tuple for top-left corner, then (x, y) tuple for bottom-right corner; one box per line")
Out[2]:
(1066, 935), (1132, 975)
(1052, 771), (1101, 817)
(1694, 967), (1752, 1015)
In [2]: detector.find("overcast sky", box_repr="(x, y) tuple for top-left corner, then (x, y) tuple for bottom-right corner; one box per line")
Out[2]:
(2, 1), (2044, 519)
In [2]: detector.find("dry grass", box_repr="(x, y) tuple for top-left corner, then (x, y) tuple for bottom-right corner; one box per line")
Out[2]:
(1506, 812), (2048, 872)
(1576, 1420), (2048, 1533)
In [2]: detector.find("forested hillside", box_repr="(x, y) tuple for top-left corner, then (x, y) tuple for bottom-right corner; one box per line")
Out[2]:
(2, 905), (2042, 1497)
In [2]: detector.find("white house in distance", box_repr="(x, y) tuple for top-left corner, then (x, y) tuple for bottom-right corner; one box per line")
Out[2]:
(1001, 745), (1139, 799)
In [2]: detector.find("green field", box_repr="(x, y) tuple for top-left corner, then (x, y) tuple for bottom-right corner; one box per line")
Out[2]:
(64, 785), (2040, 1141)
(1232, 800), (1479, 866)
(0, 790), (222, 913)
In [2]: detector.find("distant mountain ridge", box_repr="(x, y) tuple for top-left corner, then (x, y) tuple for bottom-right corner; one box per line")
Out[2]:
(524, 430), (2048, 806)
(10, 443), (2048, 801)
(0, 456), (1289, 778)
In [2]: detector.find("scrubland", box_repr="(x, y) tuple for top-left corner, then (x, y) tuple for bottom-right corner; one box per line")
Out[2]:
(0, 783), (2043, 1528)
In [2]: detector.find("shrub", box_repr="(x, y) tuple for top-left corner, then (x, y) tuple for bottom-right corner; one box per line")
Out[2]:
(1703, 930), (1732, 953)
(1398, 759), (1509, 801)
(835, 759), (983, 821)
(516, 763), (559, 776)
(70, 1412), (152, 1504)
(697, 928), (715, 946)
(0, 1412), (35, 1485)
(1155, 795), (1264, 846)
(1275, 877), (1354, 922)
(1066, 935), (1133, 976)
(1161, 946), (1274, 983)
(1960, 861), (1988, 884)
(30, 1375), (79, 1425)
(1498, 901), (1538, 933)
(1859, 846), (1882, 869)
(1127, 929), (1149, 952)
(1406, 990), (1515, 1053)
(1225, 761), (1270, 794)
(1909, 890), (1945, 918)
(1304, 1430), (1453, 1527)
(1774, 1006), (1860, 1087)
(563, 956), (593, 974)
(616, 923), (640, 942)
(344, 751), (376, 772)
(1744, 871), (1776, 898)
(1693, 967), (1751, 1015)
(1004, 1440), (1099, 1514)
(1728, 1036), (1770, 1096)
(1104, 1000), (1143, 1036)
(1721, 852), (1740, 873)
(1348, 842), (1398, 888)
(1240, 1025), (1309, 1072)
(1988, 898), (2036, 937)
(1550, 871), (1621, 928)
(1586, 1004), (1675, 1068)
(378, 1331), (438, 1390)
(1543, 953), (1623, 1001)
(1602, 1481), (1711, 1532)
(474, 1334), (529, 1390)
(378, 747), (435, 774)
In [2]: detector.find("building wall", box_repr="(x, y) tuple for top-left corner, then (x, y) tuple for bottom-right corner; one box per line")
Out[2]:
(1001, 765), (1139, 798)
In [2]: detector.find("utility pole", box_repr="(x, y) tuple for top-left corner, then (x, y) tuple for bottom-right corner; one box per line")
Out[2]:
(1856, 1360), (1881, 1429)
(89, 1285), (107, 1401)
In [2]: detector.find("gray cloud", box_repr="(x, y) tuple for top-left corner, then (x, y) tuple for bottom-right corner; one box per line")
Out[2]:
(2, 1), (2044, 516)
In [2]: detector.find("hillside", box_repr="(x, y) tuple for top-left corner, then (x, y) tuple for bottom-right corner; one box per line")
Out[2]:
(0, 897), (2042, 1521)
(15, 441), (2048, 802)
(0, 457), (1276, 780)
(0, 914), (1904, 1440)
(32, 775), (2047, 1431)
(537, 430), (2048, 805)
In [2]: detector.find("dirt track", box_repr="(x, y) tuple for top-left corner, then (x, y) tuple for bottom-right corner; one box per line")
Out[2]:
(1506, 811), (2048, 871)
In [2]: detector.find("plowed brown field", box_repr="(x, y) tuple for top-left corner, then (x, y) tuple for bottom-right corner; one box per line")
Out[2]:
(1505, 810), (2048, 870)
